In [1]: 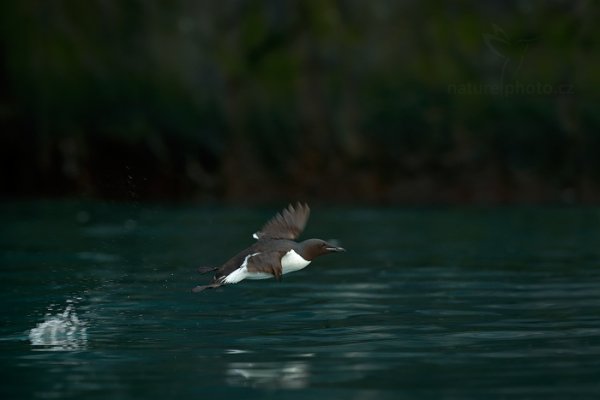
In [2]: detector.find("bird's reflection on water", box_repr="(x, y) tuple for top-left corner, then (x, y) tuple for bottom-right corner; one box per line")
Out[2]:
(226, 360), (310, 389)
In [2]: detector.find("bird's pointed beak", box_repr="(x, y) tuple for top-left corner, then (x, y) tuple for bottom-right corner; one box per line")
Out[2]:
(325, 245), (346, 252)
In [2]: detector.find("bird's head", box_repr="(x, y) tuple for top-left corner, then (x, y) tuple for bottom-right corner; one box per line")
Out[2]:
(300, 239), (345, 261)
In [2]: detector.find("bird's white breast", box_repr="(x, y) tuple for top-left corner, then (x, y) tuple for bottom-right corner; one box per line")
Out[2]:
(221, 250), (311, 284)
(281, 249), (310, 274)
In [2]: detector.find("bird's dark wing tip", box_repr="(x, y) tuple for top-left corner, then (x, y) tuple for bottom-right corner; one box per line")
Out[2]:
(191, 283), (222, 293)
(253, 202), (311, 240)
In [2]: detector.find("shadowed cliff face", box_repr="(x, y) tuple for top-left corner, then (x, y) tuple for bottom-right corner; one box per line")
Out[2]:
(0, 1), (596, 204)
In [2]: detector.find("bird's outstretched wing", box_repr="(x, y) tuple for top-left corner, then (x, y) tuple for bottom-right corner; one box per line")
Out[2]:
(253, 202), (310, 240)
(246, 251), (286, 281)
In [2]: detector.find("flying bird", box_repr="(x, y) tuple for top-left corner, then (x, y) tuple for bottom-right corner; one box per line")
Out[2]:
(192, 203), (345, 292)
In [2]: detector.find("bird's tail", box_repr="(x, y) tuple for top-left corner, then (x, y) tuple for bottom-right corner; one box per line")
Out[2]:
(191, 283), (223, 293)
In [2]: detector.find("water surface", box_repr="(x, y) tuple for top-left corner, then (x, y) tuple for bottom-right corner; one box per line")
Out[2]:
(1, 201), (600, 399)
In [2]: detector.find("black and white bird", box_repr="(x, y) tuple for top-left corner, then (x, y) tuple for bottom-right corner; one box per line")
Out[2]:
(192, 203), (345, 292)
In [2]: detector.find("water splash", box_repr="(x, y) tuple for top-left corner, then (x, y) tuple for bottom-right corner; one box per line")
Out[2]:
(29, 298), (88, 351)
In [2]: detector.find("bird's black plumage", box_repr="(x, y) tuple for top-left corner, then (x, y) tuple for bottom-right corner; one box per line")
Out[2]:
(192, 203), (344, 292)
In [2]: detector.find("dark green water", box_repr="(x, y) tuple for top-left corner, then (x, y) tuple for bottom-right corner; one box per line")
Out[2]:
(2, 201), (600, 399)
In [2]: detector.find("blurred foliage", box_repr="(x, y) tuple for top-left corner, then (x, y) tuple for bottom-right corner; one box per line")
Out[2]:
(0, 0), (598, 203)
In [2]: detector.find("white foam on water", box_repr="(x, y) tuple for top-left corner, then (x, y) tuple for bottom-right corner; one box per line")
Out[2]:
(29, 298), (88, 351)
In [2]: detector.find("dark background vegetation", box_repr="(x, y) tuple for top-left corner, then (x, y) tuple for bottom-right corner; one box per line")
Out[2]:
(0, 1), (598, 204)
